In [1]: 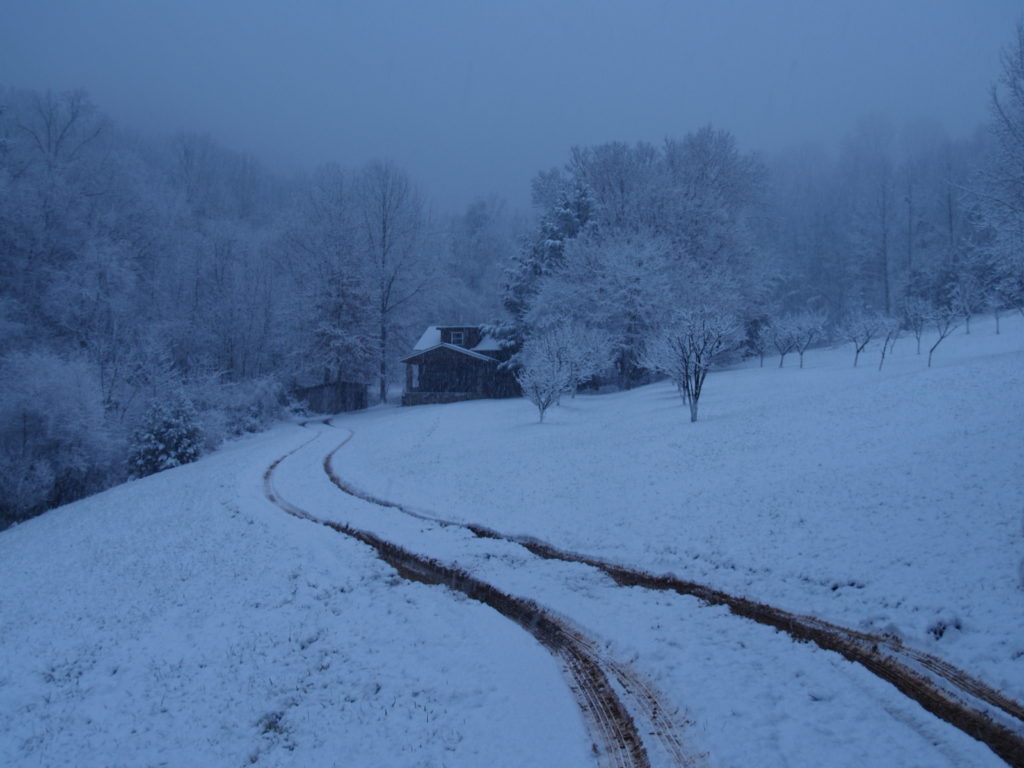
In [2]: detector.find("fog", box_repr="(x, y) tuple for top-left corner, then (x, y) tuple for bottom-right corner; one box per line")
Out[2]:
(1, 0), (1018, 211)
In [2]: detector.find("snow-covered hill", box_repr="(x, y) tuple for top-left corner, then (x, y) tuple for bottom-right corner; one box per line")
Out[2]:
(335, 315), (1024, 703)
(2, 316), (1021, 767)
(0, 426), (590, 768)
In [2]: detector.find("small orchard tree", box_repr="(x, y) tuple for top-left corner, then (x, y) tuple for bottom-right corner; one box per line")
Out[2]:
(128, 394), (204, 477)
(949, 270), (986, 335)
(642, 307), (737, 422)
(746, 321), (772, 368)
(927, 305), (961, 368)
(789, 311), (827, 369)
(770, 320), (798, 368)
(902, 296), (930, 354)
(515, 331), (574, 423)
(841, 311), (883, 367)
(877, 315), (901, 371)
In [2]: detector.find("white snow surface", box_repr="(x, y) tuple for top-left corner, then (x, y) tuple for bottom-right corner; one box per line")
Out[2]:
(336, 317), (1024, 693)
(0, 428), (590, 768)
(2, 316), (1022, 767)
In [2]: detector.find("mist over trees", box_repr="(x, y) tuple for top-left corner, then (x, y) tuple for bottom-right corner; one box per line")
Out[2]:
(4, 21), (1024, 525)
(0, 87), (507, 526)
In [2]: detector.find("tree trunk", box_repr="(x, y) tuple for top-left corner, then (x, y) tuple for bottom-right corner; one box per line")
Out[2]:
(378, 323), (388, 404)
(688, 398), (698, 423)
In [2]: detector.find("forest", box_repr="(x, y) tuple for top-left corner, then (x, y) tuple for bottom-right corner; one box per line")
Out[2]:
(2, 23), (1023, 528)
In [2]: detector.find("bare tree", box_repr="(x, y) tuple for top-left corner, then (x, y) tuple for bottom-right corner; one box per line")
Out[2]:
(770, 320), (798, 368)
(356, 160), (429, 403)
(902, 296), (930, 354)
(928, 305), (961, 367)
(950, 268), (985, 335)
(747, 321), (772, 368)
(643, 308), (737, 422)
(877, 315), (901, 371)
(841, 311), (883, 367)
(789, 311), (828, 368)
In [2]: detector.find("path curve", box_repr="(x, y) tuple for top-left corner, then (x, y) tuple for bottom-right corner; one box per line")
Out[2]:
(265, 425), (701, 768)
(322, 420), (1024, 768)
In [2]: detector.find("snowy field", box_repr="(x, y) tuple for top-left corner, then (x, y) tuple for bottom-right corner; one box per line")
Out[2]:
(1, 316), (1022, 767)
(333, 316), (1024, 704)
(0, 427), (591, 768)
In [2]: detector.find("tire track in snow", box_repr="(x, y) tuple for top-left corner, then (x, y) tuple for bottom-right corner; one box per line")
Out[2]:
(322, 421), (1024, 768)
(265, 427), (672, 768)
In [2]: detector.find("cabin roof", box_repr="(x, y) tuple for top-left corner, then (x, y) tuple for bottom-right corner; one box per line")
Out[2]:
(411, 325), (502, 353)
(400, 342), (499, 365)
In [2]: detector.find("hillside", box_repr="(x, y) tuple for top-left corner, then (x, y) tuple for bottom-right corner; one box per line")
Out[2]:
(1, 316), (1022, 767)
(335, 315), (1024, 701)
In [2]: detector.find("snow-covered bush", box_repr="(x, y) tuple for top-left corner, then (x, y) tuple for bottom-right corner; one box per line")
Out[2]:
(0, 351), (114, 526)
(128, 395), (204, 478)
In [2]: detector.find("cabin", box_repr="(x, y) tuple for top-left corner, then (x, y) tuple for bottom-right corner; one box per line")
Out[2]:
(400, 325), (519, 405)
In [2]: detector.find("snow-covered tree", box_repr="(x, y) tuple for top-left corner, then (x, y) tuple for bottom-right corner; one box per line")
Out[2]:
(927, 305), (961, 368)
(877, 315), (902, 371)
(642, 307), (738, 422)
(745, 320), (773, 367)
(0, 351), (112, 524)
(527, 231), (674, 388)
(901, 296), (931, 354)
(788, 311), (828, 368)
(515, 331), (574, 423)
(128, 394), (203, 478)
(770, 320), (799, 368)
(840, 311), (887, 368)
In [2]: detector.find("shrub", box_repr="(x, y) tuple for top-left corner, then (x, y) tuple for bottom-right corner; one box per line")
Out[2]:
(128, 394), (203, 478)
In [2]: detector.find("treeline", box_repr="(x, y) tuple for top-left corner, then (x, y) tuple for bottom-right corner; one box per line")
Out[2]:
(0, 88), (512, 526)
(5, 24), (1024, 525)
(502, 26), (1024, 414)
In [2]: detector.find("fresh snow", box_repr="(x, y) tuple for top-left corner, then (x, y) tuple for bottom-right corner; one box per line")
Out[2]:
(2, 316), (1022, 767)
(332, 316), (1024, 705)
(0, 427), (590, 768)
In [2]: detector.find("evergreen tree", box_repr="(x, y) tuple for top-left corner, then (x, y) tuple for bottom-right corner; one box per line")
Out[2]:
(128, 395), (203, 478)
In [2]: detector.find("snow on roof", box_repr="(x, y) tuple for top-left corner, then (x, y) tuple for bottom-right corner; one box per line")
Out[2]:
(472, 334), (502, 352)
(400, 343), (498, 364)
(413, 325), (501, 352)
(413, 326), (443, 350)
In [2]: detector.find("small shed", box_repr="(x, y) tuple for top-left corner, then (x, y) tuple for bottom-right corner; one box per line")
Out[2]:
(293, 380), (367, 414)
(401, 325), (518, 406)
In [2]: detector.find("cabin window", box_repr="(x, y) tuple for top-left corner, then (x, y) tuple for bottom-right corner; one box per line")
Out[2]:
(449, 330), (465, 346)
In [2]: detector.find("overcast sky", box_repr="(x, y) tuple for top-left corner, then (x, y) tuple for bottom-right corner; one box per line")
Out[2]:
(1, 0), (1020, 212)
